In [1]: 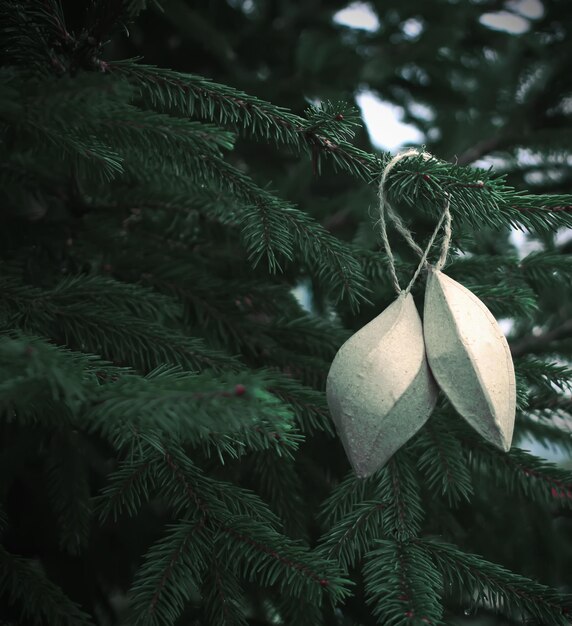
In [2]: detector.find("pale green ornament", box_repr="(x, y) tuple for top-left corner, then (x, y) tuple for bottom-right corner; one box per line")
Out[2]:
(423, 269), (516, 451)
(326, 293), (439, 478)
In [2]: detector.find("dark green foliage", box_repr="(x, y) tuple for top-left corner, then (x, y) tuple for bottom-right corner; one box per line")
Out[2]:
(1, 0), (572, 625)
(0, 546), (93, 626)
(200, 556), (248, 626)
(318, 501), (386, 570)
(466, 441), (572, 508)
(45, 431), (93, 555)
(375, 453), (424, 542)
(413, 414), (474, 506)
(109, 61), (377, 179)
(420, 538), (572, 625)
(127, 519), (210, 626)
(364, 540), (444, 626)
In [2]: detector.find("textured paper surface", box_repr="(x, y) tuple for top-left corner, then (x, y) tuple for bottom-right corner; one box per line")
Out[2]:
(326, 293), (438, 477)
(423, 269), (516, 450)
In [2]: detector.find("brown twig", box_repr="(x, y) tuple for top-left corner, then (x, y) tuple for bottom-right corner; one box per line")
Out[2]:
(510, 320), (572, 357)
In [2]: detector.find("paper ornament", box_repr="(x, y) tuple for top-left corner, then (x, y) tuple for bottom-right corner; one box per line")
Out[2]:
(326, 293), (439, 478)
(423, 269), (516, 451)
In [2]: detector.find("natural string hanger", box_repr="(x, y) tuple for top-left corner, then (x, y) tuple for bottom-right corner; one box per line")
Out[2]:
(377, 148), (452, 295)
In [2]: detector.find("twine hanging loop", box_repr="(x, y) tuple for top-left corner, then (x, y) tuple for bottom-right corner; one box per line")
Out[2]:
(377, 149), (452, 294)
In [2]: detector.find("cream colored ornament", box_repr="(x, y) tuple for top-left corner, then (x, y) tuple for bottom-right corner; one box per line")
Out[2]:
(326, 147), (516, 477)
(423, 268), (516, 451)
(326, 293), (438, 478)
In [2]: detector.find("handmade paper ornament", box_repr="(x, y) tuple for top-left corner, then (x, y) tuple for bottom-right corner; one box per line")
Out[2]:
(326, 293), (438, 478)
(423, 267), (516, 451)
(327, 148), (516, 477)
(375, 153), (516, 451)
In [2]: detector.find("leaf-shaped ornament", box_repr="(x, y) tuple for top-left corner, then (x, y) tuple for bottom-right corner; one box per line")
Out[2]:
(423, 269), (516, 451)
(326, 293), (438, 478)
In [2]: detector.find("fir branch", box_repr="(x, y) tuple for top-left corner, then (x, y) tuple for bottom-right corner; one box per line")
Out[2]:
(318, 501), (386, 570)
(94, 222), (357, 375)
(85, 181), (230, 218)
(319, 451), (423, 565)
(20, 121), (124, 181)
(0, 333), (90, 417)
(0, 1), (71, 74)
(376, 452), (424, 542)
(8, 70), (134, 113)
(87, 366), (301, 456)
(153, 441), (281, 526)
(232, 195), (296, 273)
(445, 254), (514, 282)
(469, 283), (538, 319)
(108, 61), (376, 179)
(304, 101), (362, 144)
(266, 315), (350, 361)
(413, 417), (474, 506)
(243, 451), (308, 539)
(364, 540), (444, 626)
(108, 61), (304, 142)
(446, 251), (572, 301)
(219, 516), (351, 605)
(464, 439), (572, 507)
(385, 154), (572, 231)
(0, 273), (235, 372)
(184, 154), (370, 307)
(99, 441), (349, 610)
(135, 259), (294, 354)
(121, 150), (370, 308)
(289, 219), (372, 310)
(98, 107), (235, 155)
(265, 350), (331, 389)
(44, 274), (182, 322)
(159, 447), (351, 604)
(45, 431), (92, 555)
(419, 537), (572, 624)
(516, 357), (572, 397)
(3, 69), (235, 181)
(96, 453), (155, 522)
(268, 376), (335, 435)
(519, 251), (572, 289)
(128, 518), (211, 626)
(98, 436), (283, 526)
(2, 335), (292, 464)
(0, 546), (94, 626)
(319, 470), (378, 527)
(513, 197), (572, 218)
(200, 555), (248, 626)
